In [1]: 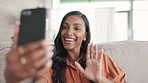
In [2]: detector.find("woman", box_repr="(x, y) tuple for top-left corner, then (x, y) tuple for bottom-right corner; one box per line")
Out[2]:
(35, 11), (126, 83)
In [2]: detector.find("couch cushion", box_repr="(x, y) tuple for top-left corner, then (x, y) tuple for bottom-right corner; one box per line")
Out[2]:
(0, 42), (12, 83)
(97, 40), (148, 83)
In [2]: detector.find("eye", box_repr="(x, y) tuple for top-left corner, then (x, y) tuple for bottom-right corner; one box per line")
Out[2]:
(74, 27), (81, 31)
(62, 25), (69, 29)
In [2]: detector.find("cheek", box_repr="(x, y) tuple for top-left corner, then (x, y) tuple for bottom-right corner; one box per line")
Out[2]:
(77, 33), (86, 42)
(60, 31), (64, 42)
(61, 30), (65, 37)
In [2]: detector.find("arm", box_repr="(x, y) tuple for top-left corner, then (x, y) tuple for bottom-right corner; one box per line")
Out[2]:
(103, 53), (126, 83)
(5, 22), (53, 83)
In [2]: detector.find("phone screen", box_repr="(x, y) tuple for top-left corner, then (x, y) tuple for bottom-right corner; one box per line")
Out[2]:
(18, 8), (46, 45)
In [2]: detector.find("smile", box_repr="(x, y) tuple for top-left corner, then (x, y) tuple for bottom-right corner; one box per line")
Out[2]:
(64, 38), (75, 42)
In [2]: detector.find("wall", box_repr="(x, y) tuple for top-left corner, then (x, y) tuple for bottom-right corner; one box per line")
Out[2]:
(0, 0), (43, 42)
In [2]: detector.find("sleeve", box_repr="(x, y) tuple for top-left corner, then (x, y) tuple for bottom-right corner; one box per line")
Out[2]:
(37, 69), (53, 83)
(102, 52), (126, 83)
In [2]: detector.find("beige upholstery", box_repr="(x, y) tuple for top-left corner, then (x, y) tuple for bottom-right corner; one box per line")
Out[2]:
(0, 42), (11, 83)
(0, 40), (148, 83)
(97, 40), (148, 83)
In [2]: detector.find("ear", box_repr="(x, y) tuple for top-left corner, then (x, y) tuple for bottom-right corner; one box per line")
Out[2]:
(83, 32), (87, 41)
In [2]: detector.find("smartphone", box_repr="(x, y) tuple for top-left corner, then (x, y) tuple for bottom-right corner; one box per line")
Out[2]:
(18, 8), (46, 45)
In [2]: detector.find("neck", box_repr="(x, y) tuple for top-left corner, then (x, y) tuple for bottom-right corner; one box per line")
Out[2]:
(67, 51), (80, 63)
(66, 46), (81, 63)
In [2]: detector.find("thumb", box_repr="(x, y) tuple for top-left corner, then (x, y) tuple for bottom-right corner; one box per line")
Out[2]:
(12, 21), (20, 49)
(75, 61), (84, 73)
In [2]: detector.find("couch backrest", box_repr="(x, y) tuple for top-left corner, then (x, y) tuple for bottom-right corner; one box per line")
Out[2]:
(97, 40), (148, 83)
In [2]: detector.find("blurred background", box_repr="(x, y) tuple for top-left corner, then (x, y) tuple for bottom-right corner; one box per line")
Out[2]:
(0, 0), (148, 43)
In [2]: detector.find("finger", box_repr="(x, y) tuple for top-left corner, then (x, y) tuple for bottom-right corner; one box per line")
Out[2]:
(35, 60), (52, 77)
(86, 43), (91, 59)
(75, 61), (84, 73)
(18, 46), (24, 55)
(25, 45), (51, 61)
(99, 49), (104, 77)
(25, 46), (53, 65)
(46, 59), (53, 68)
(98, 49), (104, 60)
(94, 45), (98, 59)
(26, 59), (52, 77)
(20, 58), (52, 78)
(19, 40), (48, 55)
(21, 58), (47, 76)
(12, 21), (20, 49)
(90, 43), (95, 59)
(19, 42), (53, 69)
(20, 68), (36, 78)
(23, 48), (49, 68)
(32, 54), (48, 69)
(47, 50), (54, 59)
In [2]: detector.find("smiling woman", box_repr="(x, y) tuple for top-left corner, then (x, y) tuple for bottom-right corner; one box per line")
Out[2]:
(35, 11), (126, 83)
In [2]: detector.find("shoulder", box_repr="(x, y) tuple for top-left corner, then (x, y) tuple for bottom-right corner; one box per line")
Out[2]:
(98, 50), (126, 83)
(36, 68), (53, 83)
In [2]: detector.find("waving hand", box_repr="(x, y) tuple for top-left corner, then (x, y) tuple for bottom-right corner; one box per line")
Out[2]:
(75, 43), (113, 83)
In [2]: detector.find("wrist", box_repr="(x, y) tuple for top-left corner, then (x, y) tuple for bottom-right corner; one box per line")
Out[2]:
(5, 68), (23, 83)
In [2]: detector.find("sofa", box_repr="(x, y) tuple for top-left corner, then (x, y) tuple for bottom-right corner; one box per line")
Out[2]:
(0, 40), (148, 83)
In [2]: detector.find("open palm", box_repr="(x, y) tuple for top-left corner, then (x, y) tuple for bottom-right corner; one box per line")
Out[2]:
(75, 43), (103, 82)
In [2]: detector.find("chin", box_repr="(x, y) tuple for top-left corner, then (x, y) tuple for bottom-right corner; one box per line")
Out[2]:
(63, 45), (74, 50)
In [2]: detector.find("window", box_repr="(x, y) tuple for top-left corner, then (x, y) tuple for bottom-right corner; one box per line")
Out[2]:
(115, 12), (128, 41)
(47, 0), (148, 43)
(133, 1), (148, 41)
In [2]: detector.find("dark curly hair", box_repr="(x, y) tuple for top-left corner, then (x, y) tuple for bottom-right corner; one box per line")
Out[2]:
(52, 11), (91, 83)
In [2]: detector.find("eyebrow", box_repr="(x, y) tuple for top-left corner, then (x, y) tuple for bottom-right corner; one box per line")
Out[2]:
(73, 23), (83, 26)
(63, 22), (83, 26)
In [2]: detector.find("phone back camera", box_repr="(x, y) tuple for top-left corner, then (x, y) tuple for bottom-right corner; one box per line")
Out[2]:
(22, 10), (32, 16)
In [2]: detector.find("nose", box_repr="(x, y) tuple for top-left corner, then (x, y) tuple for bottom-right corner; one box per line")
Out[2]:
(66, 28), (73, 36)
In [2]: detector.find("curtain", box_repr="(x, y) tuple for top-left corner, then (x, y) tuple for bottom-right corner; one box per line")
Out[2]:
(94, 7), (116, 43)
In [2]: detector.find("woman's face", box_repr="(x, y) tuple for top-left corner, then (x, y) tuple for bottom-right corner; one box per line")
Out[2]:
(61, 15), (87, 51)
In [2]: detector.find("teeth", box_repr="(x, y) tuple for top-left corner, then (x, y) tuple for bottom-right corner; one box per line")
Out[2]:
(65, 38), (74, 41)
